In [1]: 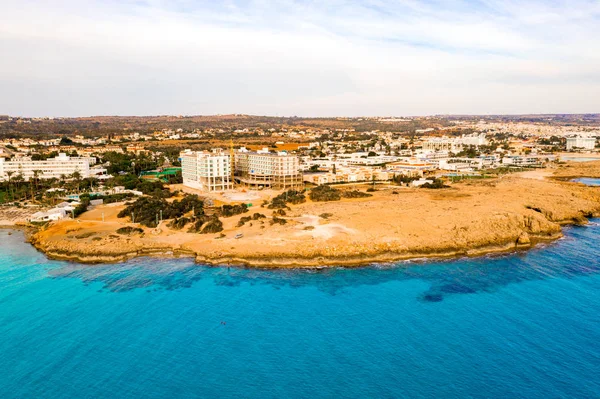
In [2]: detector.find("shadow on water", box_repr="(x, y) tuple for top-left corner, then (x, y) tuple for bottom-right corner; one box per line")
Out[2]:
(45, 221), (600, 302)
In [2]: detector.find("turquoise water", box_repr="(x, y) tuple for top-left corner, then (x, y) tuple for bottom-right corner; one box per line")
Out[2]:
(573, 177), (600, 186)
(1, 224), (600, 398)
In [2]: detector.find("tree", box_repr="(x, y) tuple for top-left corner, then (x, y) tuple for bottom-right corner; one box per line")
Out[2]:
(71, 171), (82, 192)
(5, 171), (14, 200)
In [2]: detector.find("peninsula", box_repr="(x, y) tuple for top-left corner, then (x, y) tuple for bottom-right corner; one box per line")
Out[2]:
(27, 161), (600, 267)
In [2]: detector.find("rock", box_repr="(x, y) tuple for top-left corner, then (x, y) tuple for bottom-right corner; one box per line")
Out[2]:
(517, 233), (531, 246)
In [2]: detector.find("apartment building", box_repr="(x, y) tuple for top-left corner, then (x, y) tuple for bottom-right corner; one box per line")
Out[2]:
(0, 153), (95, 181)
(234, 149), (302, 189)
(180, 149), (233, 192)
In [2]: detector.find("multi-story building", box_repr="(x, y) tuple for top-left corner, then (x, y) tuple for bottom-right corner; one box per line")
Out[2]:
(234, 149), (303, 190)
(502, 155), (555, 167)
(566, 137), (596, 150)
(180, 149), (233, 192)
(0, 153), (95, 181)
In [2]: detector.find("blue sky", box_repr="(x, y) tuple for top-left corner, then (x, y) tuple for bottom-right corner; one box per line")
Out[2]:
(1, 0), (599, 117)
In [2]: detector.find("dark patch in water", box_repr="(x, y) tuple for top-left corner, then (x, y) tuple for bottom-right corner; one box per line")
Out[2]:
(439, 283), (477, 294)
(422, 294), (444, 302)
(45, 221), (600, 302)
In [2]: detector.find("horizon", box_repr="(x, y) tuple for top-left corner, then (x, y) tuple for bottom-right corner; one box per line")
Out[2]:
(5, 112), (600, 120)
(1, 0), (599, 117)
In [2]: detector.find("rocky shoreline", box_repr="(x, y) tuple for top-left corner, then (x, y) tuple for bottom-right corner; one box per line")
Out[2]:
(21, 163), (600, 269)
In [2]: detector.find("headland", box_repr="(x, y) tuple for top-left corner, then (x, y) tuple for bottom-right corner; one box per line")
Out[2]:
(25, 161), (600, 268)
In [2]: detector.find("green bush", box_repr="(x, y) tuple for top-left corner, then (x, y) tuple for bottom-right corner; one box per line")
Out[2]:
(237, 216), (252, 227)
(116, 227), (144, 235)
(117, 194), (204, 227)
(168, 217), (192, 230)
(270, 216), (287, 225)
(219, 204), (249, 217)
(188, 215), (224, 234)
(421, 179), (449, 189)
(343, 190), (372, 198)
(309, 185), (341, 202)
(267, 190), (306, 208)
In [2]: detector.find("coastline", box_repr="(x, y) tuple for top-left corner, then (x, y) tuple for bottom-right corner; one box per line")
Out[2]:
(18, 162), (600, 269)
(23, 218), (570, 268)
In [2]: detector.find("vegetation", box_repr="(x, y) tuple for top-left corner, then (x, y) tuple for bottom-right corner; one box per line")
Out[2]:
(267, 190), (306, 209)
(270, 216), (287, 225)
(309, 185), (372, 201)
(237, 216), (252, 227)
(309, 185), (341, 202)
(188, 215), (223, 234)
(117, 194), (204, 227)
(167, 217), (192, 230)
(420, 179), (449, 189)
(219, 204), (249, 217)
(116, 227), (144, 235)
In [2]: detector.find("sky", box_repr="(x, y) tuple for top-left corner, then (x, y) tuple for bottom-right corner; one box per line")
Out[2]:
(1, 0), (599, 117)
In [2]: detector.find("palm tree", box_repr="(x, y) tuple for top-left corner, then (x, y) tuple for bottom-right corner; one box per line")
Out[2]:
(5, 171), (14, 200)
(31, 170), (41, 201)
(13, 174), (24, 200)
(71, 171), (82, 193)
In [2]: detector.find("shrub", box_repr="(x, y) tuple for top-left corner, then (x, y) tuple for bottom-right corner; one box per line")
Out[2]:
(73, 198), (91, 217)
(252, 213), (266, 220)
(117, 194), (204, 227)
(168, 217), (191, 230)
(237, 216), (252, 227)
(116, 227), (144, 235)
(420, 179), (449, 189)
(219, 204), (249, 217)
(343, 190), (372, 198)
(188, 215), (224, 234)
(270, 216), (287, 225)
(267, 190), (306, 208)
(309, 185), (341, 202)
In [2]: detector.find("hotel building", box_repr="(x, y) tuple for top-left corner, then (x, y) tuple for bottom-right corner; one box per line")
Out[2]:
(566, 137), (596, 151)
(234, 149), (303, 190)
(0, 153), (95, 181)
(180, 149), (233, 192)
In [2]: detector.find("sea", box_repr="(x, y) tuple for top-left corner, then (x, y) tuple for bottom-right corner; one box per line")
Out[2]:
(1, 221), (600, 398)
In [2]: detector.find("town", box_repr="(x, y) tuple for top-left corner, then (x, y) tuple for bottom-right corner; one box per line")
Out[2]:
(1, 115), (599, 223)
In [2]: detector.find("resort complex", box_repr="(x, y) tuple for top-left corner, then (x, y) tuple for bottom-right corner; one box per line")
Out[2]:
(0, 153), (96, 181)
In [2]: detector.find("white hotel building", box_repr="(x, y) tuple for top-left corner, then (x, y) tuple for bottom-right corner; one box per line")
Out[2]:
(566, 137), (596, 151)
(0, 153), (95, 181)
(180, 149), (233, 192)
(234, 148), (303, 190)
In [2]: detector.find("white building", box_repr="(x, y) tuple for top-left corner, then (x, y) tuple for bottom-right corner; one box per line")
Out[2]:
(0, 153), (95, 181)
(234, 148), (303, 189)
(459, 133), (488, 147)
(29, 208), (68, 222)
(180, 149), (233, 192)
(502, 155), (555, 167)
(421, 137), (455, 152)
(566, 137), (596, 151)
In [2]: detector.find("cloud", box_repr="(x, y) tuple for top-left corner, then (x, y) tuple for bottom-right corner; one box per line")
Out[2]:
(0, 0), (599, 116)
